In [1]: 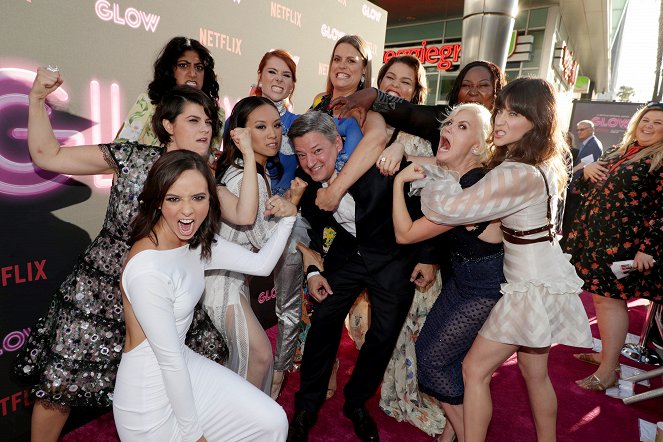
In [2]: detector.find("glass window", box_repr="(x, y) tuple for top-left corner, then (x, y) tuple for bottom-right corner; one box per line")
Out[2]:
(528, 8), (548, 28)
(514, 9), (529, 29)
(438, 76), (456, 103)
(445, 19), (462, 38)
(426, 71), (439, 105)
(386, 22), (444, 44)
(522, 30), (545, 69)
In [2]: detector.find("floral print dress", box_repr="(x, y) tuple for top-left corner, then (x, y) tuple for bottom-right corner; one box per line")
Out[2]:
(566, 144), (662, 301)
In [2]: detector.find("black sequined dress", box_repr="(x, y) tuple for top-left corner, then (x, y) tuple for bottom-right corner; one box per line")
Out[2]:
(12, 142), (227, 408)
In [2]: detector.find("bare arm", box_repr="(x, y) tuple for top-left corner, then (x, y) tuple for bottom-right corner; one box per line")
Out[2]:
(393, 163), (452, 244)
(316, 111), (387, 210)
(218, 127), (259, 225)
(28, 67), (114, 175)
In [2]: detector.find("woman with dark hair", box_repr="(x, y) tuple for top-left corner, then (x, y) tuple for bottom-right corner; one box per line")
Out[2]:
(115, 36), (224, 161)
(332, 59), (506, 150)
(566, 103), (662, 391)
(114, 150), (293, 441)
(203, 96), (298, 395)
(410, 78), (592, 441)
(12, 69), (258, 442)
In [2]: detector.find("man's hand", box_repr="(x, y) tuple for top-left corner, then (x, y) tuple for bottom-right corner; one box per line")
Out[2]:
(315, 186), (344, 212)
(307, 274), (333, 302)
(410, 263), (438, 289)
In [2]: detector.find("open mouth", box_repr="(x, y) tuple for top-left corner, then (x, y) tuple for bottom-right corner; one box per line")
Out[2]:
(178, 219), (195, 236)
(385, 90), (402, 98)
(186, 81), (198, 87)
(439, 136), (451, 152)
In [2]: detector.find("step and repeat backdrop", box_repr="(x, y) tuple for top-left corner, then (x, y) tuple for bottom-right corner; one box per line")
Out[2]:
(0, 1), (386, 439)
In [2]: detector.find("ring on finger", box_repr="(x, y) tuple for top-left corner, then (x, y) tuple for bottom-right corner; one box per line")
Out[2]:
(379, 157), (386, 163)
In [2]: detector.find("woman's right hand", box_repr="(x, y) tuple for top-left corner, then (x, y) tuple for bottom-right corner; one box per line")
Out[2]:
(30, 67), (64, 101)
(395, 162), (426, 184)
(582, 161), (608, 183)
(330, 88), (378, 126)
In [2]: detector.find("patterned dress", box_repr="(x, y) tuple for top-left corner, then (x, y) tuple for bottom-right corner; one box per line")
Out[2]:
(566, 144), (662, 301)
(12, 142), (227, 409)
(421, 161), (593, 349)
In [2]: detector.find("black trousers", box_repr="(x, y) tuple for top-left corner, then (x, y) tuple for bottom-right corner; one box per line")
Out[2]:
(294, 252), (415, 414)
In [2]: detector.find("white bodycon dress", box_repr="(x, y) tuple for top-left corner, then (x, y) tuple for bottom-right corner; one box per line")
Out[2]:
(112, 217), (295, 442)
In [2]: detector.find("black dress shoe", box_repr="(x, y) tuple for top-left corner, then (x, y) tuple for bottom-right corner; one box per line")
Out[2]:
(287, 409), (316, 442)
(342, 404), (379, 442)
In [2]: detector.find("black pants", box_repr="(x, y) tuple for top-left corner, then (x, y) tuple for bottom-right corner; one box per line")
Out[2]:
(294, 253), (415, 414)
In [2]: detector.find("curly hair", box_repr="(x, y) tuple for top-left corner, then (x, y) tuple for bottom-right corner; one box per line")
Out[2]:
(215, 96), (283, 184)
(446, 60), (506, 108)
(129, 150), (220, 260)
(487, 77), (569, 194)
(376, 54), (428, 105)
(147, 36), (219, 106)
(151, 86), (220, 147)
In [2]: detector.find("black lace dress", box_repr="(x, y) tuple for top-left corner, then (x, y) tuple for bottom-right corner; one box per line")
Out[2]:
(12, 142), (227, 409)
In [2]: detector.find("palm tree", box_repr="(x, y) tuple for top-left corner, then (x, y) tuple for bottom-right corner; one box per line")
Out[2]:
(617, 85), (636, 102)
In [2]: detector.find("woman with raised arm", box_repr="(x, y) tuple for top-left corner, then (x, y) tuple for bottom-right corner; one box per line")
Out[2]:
(114, 150), (293, 441)
(203, 96), (298, 395)
(413, 78), (592, 441)
(12, 68), (258, 442)
(392, 103), (503, 442)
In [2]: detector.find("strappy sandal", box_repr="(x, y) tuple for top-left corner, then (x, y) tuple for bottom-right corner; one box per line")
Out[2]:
(326, 358), (340, 400)
(575, 374), (618, 391)
(573, 353), (621, 373)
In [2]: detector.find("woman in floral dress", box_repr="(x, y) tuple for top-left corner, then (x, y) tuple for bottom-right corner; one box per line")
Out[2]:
(566, 102), (663, 391)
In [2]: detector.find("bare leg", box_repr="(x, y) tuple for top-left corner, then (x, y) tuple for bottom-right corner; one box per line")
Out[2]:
(583, 294), (626, 386)
(31, 400), (70, 442)
(239, 294), (274, 393)
(462, 336), (518, 442)
(517, 347), (556, 442)
(440, 403), (464, 442)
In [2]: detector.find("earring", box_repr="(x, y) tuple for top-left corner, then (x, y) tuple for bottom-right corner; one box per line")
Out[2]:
(471, 147), (480, 155)
(359, 74), (366, 89)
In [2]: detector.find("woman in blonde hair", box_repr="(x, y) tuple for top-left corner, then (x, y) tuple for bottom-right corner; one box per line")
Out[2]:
(566, 102), (663, 391)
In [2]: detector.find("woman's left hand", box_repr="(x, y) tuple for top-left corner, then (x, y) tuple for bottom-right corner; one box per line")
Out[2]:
(265, 195), (297, 217)
(633, 251), (656, 272)
(376, 142), (405, 176)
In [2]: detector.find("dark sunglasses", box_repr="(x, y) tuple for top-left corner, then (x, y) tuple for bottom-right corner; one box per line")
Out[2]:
(645, 101), (663, 110)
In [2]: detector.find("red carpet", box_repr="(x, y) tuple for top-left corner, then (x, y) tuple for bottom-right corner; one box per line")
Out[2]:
(61, 292), (662, 441)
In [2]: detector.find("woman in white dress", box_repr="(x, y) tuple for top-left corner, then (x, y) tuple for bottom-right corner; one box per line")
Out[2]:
(203, 96), (298, 394)
(410, 78), (593, 442)
(114, 150), (294, 441)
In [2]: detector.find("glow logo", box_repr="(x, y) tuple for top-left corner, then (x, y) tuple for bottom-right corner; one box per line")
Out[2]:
(0, 68), (100, 197)
(95, 0), (160, 32)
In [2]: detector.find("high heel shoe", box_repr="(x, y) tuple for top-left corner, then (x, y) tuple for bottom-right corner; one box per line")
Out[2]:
(573, 353), (621, 373)
(575, 373), (618, 391)
(326, 358), (340, 400)
(271, 370), (285, 400)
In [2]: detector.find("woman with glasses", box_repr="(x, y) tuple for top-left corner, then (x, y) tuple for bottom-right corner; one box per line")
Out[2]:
(566, 102), (663, 391)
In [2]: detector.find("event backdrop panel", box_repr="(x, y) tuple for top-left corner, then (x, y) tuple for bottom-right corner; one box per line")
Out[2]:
(0, 1), (386, 439)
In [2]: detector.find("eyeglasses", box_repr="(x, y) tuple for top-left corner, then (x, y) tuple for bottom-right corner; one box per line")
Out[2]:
(576, 127), (590, 132)
(646, 101), (663, 110)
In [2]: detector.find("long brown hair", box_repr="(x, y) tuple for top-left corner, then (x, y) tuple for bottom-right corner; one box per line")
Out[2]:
(487, 77), (568, 194)
(376, 55), (428, 104)
(129, 150), (220, 260)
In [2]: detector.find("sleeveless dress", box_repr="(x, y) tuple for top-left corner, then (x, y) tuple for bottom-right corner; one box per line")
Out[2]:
(416, 168), (504, 406)
(12, 142), (227, 409)
(114, 218), (294, 441)
(421, 161), (593, 348)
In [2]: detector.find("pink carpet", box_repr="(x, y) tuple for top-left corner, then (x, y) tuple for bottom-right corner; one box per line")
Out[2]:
(62, 292), (663, 441)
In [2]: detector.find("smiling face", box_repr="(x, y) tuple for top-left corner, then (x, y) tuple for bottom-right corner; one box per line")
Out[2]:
(492, 106), (534, 150)
(294, 131), (343, 183)
(246, 104), (282, 165)
(156, 169), (210, 247)
(330, 43), (365, 95)
(458, 66), (495, 108)
(258, 56), (295, 103)
(437, 109), (483, 172)
(378, 62), (416, 101)
(636, 109), (663, 147)
(163, 102), (212, 157)
(173, 50), (205, 90)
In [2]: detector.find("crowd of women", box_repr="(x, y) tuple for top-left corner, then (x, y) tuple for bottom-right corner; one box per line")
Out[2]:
(12, 32), (661, 442)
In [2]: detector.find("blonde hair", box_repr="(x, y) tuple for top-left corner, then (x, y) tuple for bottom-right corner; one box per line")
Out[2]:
(441, 103), (493, 165)
(605, 105), (663, 172)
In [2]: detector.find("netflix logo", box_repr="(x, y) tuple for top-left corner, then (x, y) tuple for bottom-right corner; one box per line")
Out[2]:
(1, 260), (47, 287)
